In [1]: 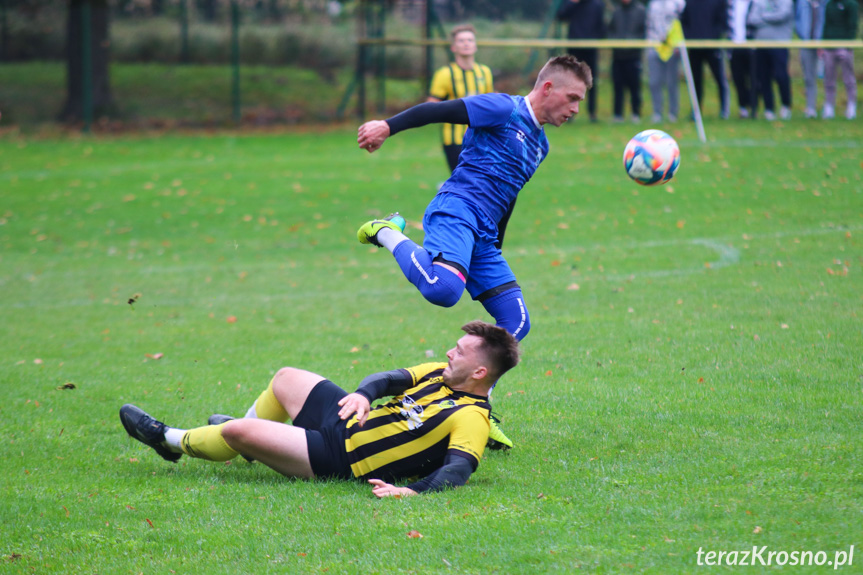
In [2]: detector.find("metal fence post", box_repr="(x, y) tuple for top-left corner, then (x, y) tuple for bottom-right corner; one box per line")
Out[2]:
(375, 0), (385, 114)
(82, 0), (93, 133)
(179, 0), (189, 63)
(0, 0), (8, 62)
(231, 0), (240, 123)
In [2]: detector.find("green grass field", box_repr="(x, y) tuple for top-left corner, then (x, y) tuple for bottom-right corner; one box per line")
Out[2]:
(1, 117), (861, 573)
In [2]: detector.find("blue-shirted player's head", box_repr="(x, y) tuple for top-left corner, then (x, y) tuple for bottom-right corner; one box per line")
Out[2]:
(530, 55), (592, 126)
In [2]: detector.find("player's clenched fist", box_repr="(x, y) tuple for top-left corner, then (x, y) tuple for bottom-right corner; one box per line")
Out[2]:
(357, 120), (391, 153)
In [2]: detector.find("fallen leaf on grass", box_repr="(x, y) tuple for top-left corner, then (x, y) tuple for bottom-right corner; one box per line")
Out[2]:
(145, 518), (154, 528)
(407, 530), (423, 539)
(753, 526), (763, 534)
(145, 353), (163, 360)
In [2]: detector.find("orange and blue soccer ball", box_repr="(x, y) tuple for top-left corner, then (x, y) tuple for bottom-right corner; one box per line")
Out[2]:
(623, 129), (680, 186)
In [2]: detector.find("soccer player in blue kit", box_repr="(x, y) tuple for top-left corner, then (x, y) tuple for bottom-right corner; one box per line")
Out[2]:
(356, 55), (592, 449)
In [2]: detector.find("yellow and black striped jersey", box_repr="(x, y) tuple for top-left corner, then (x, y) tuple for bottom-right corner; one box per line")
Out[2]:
(345, 362), (491, 481)
(428, 62), (494, 145)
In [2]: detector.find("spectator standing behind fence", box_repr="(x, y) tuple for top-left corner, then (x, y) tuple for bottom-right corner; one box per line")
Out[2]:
(747, 0), (794, 120)
(681, 0), (731, 118)
(729, 0), (755, 117)
(795, 0), (826, 118)
(427, 24), (494, 172)
(557, 0), (606, 122)
(608, 0), (647, 123)
(647, 0), (687, 122)
(819, 0), (858, 119)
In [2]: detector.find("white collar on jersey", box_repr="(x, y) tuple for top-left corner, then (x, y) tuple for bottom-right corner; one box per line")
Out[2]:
(524, 95), (542, 129)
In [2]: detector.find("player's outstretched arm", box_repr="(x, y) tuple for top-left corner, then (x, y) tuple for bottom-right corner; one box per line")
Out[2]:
(358, 100), (470, 154)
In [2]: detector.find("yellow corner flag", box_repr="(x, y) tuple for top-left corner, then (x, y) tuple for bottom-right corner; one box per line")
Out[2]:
(656, 19), (684, 61)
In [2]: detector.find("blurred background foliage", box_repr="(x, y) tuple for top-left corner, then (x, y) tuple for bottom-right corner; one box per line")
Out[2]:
(0, 0), (556, 128)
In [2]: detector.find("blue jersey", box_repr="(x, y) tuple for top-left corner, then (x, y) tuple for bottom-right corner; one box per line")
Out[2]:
(441, 93), (550, 228)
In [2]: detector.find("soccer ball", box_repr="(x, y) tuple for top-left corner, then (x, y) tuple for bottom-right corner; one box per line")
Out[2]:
(623, 129), (680, 186)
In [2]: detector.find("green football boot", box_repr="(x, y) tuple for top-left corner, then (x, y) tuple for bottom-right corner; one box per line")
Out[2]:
(357, 212), (407, 247)
(487, 413), (513, 451)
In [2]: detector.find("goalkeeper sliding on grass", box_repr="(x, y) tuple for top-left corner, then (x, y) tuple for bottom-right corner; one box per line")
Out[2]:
(356, 55), (592, 449)
(120, 321), (519, 498)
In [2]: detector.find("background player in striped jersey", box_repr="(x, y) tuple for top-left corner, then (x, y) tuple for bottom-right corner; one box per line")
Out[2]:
(427, 24), (494, 172)
(120, 321), (519, 498)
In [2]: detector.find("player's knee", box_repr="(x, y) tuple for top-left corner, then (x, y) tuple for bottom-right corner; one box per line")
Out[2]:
(220, 419), (250, 449)
(420, 281), (463, 308)
(272, 367), (302, 393)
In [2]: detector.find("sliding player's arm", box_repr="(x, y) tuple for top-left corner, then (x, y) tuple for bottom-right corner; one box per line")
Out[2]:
(368, 452), (474, 498)
(358, 100), (470, 153)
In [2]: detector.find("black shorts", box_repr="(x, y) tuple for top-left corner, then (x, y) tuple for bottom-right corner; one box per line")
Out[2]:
(293, 379), (353, 479)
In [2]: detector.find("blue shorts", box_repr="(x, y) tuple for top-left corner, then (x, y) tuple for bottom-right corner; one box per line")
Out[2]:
(293, 380), (353, 480)
(422, 193), (517, 300)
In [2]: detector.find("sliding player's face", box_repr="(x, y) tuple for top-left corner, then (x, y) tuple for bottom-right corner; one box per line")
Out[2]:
(451, 31), (477, 58)
(543, 73), (587, 127)
(443, 334), (485, 385)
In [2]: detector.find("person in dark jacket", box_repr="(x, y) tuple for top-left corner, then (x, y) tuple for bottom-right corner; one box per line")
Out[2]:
(558, 0), (606, 121)
(681, 0), (731, 118)
(608, 0), (648, 122)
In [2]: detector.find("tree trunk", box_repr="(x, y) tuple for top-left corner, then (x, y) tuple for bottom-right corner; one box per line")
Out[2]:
(60, 0), (113, 123)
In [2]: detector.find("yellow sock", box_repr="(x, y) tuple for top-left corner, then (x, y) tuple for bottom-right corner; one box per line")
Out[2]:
(251, 376), (289, 422)
(181, 423), (239, 461)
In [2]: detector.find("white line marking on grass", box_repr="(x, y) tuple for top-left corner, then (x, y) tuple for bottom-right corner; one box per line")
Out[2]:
(2, 225), (860, 309)
(705, 139), (862, 149)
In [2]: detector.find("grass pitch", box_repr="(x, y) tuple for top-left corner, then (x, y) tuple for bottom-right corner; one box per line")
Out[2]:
(1, 117), (861, 574)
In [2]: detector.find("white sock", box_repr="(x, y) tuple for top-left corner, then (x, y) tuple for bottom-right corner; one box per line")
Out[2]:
(163, 427), (187, 452)
(377, 227), (410, 253)
(244, 403), (258, 419)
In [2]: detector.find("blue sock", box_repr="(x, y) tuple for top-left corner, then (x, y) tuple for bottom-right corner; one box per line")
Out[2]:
(482, 288), (531, 341)
(392, 241), (465, 308)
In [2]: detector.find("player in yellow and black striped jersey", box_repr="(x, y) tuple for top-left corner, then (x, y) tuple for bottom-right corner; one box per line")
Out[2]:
(427, 24), (494, 172)
(119, 321), (520, 498)
(345, 362), (490, 482)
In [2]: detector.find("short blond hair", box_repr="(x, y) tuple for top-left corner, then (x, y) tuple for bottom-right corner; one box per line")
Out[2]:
(450, 24), (477, 43)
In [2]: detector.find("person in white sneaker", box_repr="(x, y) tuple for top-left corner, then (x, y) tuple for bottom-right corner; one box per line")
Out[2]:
(818, 0), (858, 120)
(747, 0), (794, 119)
(795, 0), (826, 118)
